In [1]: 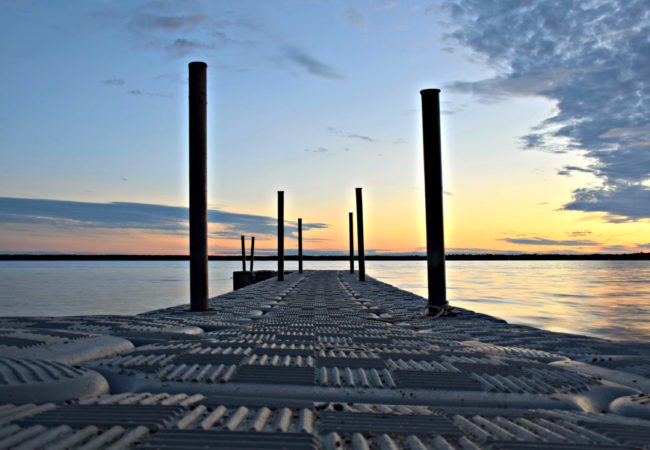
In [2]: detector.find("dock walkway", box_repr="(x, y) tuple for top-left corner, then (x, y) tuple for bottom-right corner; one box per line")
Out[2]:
(1, 270), (650, 448)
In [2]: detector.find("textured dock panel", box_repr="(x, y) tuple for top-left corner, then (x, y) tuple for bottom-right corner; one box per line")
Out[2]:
(393, 369), (484, 390)
(17, 404), (185, 429)
(484, 443), (635, 449)
(317, 356), (386, 369)
(0, 424), (149, 449)
(141, 430), (319, 450)
(234, 365), (315, 385)
(0, 328), (133, 364)
(0, 336), (45, 348)
(172, 353), (246, 366)
(319, 411), (462, 435)
(5, 270), (650, 448)
(578, 422), (650, 447)
(0, 358), (108, 403)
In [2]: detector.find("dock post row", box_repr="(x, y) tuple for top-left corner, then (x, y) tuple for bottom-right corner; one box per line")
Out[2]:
(186, 63), (447, 311)
(278, 191), (285, 281)
(421, 89), (448, 315)
(356, 188), (366, 281)
(189, 61), (209, 311)
(348, 212), (354, 274)
(240, 236), (247, 272)
(249, 236), (255, 272)
(298, 218), (303, 273)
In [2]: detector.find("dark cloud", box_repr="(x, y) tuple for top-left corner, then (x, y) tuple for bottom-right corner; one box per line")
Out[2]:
(102, 78), (125, 86)
(443, 0), (650, 221)
(0, 197), (328, 238)
(283, 47), (345, 80)
(563, 184), (650, 222)
(568, 230), (591, 237)
(500, 237), (599, 246)
(327, 127), (377, 142)
(557, 165), (594, 177)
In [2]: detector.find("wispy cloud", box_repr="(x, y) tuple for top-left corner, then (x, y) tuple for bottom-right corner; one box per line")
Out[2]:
(166, 38), (214, 57)
(107, 2), (236, 59)
(128, 89), (171, 98)
(327, 127), (377, 143)
(500, 237), (599, 247)
(127, 12), (210, 33)
(0, 197), (328, 238)
(443, 0), (650, 221)
(345, 8), (365, 29)
(283, 47), (345, 80)
(102, 78), (125, 86)
(304, 147), (329, 154)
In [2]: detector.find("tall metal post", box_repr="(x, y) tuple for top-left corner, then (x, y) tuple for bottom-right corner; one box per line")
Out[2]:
(348, 212), (354, 274)
(240, 235), (247, 272)
(250, 236), (255, 272)
(355, 188), (366, 281)
(298, 218), (303, 273)
(277, 191), (284, 281)
(420, 89), (448, 315)
(189, 61), (208, 311)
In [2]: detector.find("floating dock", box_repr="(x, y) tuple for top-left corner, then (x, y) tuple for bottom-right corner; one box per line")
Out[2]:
(1, 270), (650, 449)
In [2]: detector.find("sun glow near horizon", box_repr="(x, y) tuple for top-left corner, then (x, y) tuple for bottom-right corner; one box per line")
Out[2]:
(0, 1), (648, 255)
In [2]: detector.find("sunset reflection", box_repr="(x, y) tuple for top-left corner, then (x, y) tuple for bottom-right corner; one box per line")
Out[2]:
(366, 260), (650, 342)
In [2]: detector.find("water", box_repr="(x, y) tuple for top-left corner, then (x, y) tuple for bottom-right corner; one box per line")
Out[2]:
(0, 260), (648, 342)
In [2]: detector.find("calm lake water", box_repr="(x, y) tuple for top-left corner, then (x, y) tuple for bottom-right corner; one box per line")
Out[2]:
(0, 260), (648, 342)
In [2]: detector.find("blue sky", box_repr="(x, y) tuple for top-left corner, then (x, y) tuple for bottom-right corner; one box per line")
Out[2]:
(0, 0), (648, 254)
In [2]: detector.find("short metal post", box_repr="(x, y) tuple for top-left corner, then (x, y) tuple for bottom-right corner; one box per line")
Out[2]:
(298, 218), (303, 273)
(278, 191), (284, 281)
(189, 61), (208, 311)
(348, 212), (354, 274)
(240, 235), (247, 272)
(250, 236), (255, 272)
(355, 188), (365, 281)
(421, 89), (448, 315)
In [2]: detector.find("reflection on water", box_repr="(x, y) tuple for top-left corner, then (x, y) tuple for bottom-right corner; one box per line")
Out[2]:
(0, 260), (648, 342)
(367, 260), (650, 342)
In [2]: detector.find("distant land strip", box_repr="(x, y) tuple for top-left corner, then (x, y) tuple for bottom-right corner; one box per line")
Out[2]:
(1, 253), (648, 261)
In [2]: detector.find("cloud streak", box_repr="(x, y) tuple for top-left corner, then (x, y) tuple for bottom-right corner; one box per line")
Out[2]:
(327, 127), (377, 142)
(0, 197), (328, 239)
(283, 47), (345, 80)
(500, 237), (599, 247)
(443, 0), (650, 221)
(102, 78), (125, 86)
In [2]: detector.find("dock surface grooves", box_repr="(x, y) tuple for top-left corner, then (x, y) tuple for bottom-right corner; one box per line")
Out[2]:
(1, 270), (650, 448)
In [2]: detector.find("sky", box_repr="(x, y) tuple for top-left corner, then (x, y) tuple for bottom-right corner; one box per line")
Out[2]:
(0, 0), (648, 255)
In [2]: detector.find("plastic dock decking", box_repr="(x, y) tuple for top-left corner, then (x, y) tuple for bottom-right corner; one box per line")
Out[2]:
(1, 270), (650, 449)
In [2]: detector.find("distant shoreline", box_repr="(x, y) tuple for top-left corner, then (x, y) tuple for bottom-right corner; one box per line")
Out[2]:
(1, 253), (648, 261)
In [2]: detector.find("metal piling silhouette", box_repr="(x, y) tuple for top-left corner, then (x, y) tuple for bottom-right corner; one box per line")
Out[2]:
(188, 61), (208, 311)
